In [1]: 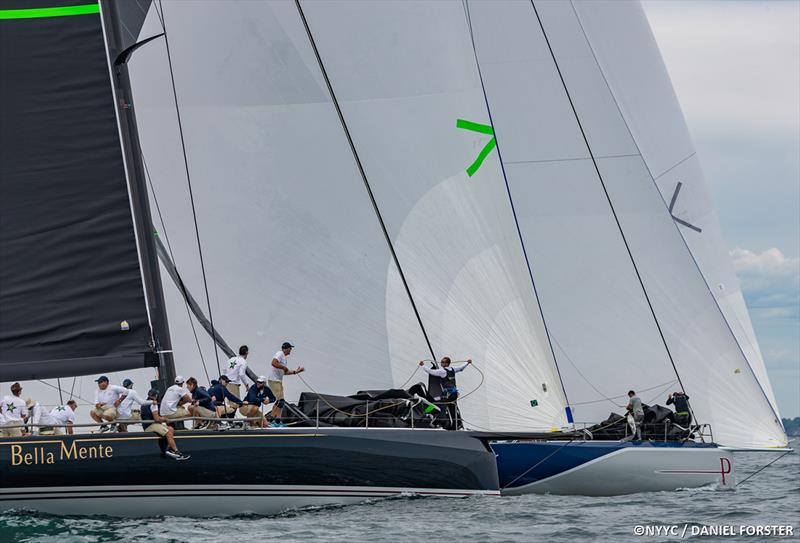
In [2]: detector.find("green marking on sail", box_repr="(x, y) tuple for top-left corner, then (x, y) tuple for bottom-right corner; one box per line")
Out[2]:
(0, 3), (99, 20)
(456, 118), (497, 177)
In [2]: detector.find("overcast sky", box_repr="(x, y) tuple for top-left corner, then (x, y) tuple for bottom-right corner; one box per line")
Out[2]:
(643, 0), (800, 417)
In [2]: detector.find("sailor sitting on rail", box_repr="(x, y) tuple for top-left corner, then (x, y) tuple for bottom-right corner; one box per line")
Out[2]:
(161, 376), (192, 425)
(0, 382), (28, 437)
(48, 400), (78, 435)
(142, 389), (189, 461)
(419, 357), (472, 426)
(117, 378), (149, 433)
(26, 398), (61, 436)
(209, 375), (243, 419)
(186, 377), (217, 430)
(240, 376), (276, 428)
(91, 376), (127, 433)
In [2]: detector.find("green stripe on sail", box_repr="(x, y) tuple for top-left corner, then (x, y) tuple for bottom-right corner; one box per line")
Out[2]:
(456, 118), (494, 135)
(0, 3), (99, 20)
(456, 118), (497, 177)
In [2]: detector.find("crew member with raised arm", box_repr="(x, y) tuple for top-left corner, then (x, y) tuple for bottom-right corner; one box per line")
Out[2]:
(208, 375), (243, 419)
(117, 378), (149, 432)
(91, 376), (127, 433)
(142, 389), (189, 460)
(224, 345), (251, 401)
(268, 342), (304, 423)
(0, 382), (28, 437)
(419, 357), (472, 426)
(49, 400), (78, 435)
(240, 376), (276, 427)
(186, 377), (217, 429)
(667, 391), (693, 427)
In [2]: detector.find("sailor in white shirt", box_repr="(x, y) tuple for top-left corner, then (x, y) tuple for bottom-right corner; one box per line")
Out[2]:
(224, 345), (251, 403)
(160, 376), (192, 421)
(1, 382), (29, 437)
(268, 342), (305, 421)
(117, 378), (149, 432)
(91, 375), (127, 432)
(27, 399), (60, 436)
(419, 357), (472, 427)
(49, 400), (78, 435)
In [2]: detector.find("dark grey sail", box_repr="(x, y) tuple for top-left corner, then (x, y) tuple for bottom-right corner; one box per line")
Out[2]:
(0, 0), (154, 380)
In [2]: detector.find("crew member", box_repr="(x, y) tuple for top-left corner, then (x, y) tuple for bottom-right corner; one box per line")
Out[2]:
(208, 375), (242, 419)
(1, 383), (29, 437)
(186, 377), (217, 429)
(240, 376), (276, 427)
(667, 391), (692, 427)
(142, 389), (189, 460)
(91, 375), (127, 433)
(268, 342), (304, 422)
(622, 390), (645, 441)
(224, 345), (251, 401)
(161, 376), (192, 424)
(117, 378), (149, 432)
(27, 398), (60, 435)
(49, 400), (78, 435)
(419, 357), (472, 425)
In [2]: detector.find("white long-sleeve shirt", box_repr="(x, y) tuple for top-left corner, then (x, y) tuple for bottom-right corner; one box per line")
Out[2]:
(420, 363), (469, 379)
(224, 355), (250, 386)
(29, 403), (58, 435)
(118, 388), (149, 418)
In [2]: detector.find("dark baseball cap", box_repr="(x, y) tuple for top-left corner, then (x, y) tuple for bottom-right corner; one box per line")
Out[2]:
(95, 375), (109, 383)
(218, 375), (230, 383)
(122, 378), (133, 387)
(281, 342), (294, 349)
(147, 388), (159, 399)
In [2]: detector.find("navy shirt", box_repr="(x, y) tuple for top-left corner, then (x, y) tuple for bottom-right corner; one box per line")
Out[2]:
(208, 382), (242, 408)
(243, 384), (276, 405)
(191, 386), (215, 411)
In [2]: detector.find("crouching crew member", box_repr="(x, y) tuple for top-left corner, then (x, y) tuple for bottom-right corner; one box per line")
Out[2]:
(27, 398), (60, 435)
(117, 378), (149, 432)
(91, 375), (127, 433)
(186, 377), (217, 429)
(49, 400), (78, 435)
(142, 389), (189, 460)
(667, 391), (692, 427)
(209, 375), (242, 419)
(240, 376), (276, 428)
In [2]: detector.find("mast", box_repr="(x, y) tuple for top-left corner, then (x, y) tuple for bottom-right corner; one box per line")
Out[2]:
(99, 0), (176, 389)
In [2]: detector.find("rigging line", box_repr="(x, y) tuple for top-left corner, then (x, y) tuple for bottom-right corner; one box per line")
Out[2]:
(142, 154), (211, 384)
(294, 0), (437, 362)
(549, 334), (625, 408)
(68, 376), (76, 401)
(462, 0), (571, 409)
(530, 0), (688, 397)
(736, 450), (792, 487)
(56, 378), (64, 405)
(567, 1), (783, 427)
(156, 0), (221, 376)
(570, 379), (678, 407)
(37, 380), (91, 406)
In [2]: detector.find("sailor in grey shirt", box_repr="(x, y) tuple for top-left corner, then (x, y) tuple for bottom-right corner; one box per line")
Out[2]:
(623, 390), (645, 441)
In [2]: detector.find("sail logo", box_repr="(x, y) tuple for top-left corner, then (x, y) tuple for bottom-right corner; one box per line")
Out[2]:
(456, 119), (496, 177)
(8, 442), (113, 466)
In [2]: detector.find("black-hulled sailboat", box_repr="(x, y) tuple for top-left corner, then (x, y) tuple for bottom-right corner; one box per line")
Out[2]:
(0, 0), (499, 516)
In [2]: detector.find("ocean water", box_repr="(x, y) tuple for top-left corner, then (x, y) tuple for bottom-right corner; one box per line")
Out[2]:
(1, 447), (798, 543)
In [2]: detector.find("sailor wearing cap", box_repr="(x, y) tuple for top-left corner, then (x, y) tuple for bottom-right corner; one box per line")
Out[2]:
(240, 376), (276, 427)
(160, 376), (192, 423)
(117, 378), (149, 432)
(27, 398), (59, 436)
(268, 342), (304, 422)
(141, 389), (189, 461)
(91, 376), (128, 433)
(1, 383), (28, 437)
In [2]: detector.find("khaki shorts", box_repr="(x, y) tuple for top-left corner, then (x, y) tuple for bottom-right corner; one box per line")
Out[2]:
(268, 380), (284, 401)
(226, 383), (241, 412)
(145, 422), (169, 436)
(93, 406), (118, 420)
(194, 405), (215, 419)
(166, 407), (189, 420)
(39, 427), (63, 435)
(0, 423), (22, 437)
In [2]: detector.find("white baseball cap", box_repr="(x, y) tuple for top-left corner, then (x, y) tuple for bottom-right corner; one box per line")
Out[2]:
(256, 375), (267, 383)
(174, 376), (185, 384)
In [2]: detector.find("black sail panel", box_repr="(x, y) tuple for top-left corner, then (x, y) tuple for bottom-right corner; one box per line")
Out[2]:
(0, 0), (154, 380)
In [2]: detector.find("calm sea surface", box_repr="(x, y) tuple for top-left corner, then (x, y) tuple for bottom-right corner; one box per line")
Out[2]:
(1, 445), (798, 543)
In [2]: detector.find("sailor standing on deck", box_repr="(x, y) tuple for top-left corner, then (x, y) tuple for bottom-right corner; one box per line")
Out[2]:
(91, 375), (127, 433)
(667, 391), (693, 427)
(622, 390), (645, 441)
(419, 357), (472, 425)
(1, 383), (28, 437)
(225, 345), (252, 401)
(49, 400), (78, 435)
(268, 342), (304, 423)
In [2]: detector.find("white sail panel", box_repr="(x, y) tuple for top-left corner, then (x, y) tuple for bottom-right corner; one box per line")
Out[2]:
(128, 0), (431, 399)
(300, 0), (568, 431)
(467, 0), (681, 424)
(571, 0), (782, 422)
(533, 0), (785, 447)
